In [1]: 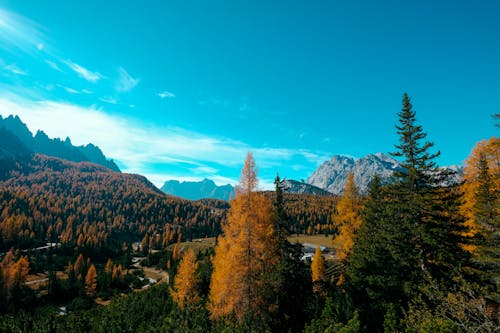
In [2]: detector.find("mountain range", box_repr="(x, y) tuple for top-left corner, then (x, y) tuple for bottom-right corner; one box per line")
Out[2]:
(1, 114), (463, 200)
(0, 115), (120, 172)
(307, 153), (463, 195)
(161, 179), (235, 201)
(160, 153), (464, 200)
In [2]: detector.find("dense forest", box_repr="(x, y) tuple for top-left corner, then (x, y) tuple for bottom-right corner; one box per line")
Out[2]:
(0, 94), (498, 332)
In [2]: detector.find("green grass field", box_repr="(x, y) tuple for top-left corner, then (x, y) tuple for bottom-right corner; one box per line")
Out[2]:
(287, 234), (334, 249)
(167, 237), (216, 254)
(169, 235), (335, 253)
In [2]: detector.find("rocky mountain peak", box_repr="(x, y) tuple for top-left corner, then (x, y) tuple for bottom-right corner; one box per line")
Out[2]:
(307, 153), (463, 195)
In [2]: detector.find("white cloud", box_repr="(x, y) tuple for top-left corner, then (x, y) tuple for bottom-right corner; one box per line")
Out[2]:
(191, 166), (218, 174)
(64, 59), (103, 82)
(116, 67), (139, 92)
(0, 94), (327, 190)
(157, 91), (176, 99)
(60, 85), (80, 94)
(4, 63), (27, 75)
(99, 96), (118, 104)
(46, 60), (62, 72)
(0, 9), (47, 56)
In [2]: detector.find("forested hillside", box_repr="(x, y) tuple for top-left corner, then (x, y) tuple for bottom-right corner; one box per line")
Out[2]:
(0, 153), (225, 252)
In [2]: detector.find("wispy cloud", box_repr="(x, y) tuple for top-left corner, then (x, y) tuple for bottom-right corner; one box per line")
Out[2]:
(64, 59), (103, 83)
(4, 63), (27, 75)
(99, 96), (118, 105)
(0, 94), (329, 189)
(57, 84), (80, 94)
(45, 60), (62, 72)
(116, 67), (139, 92)
(157, 91), (176, 99)
(0, 9), (47, 56)
(191, 166), (219, 174)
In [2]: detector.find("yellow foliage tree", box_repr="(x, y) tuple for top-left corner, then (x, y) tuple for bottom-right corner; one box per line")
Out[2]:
(311, 246), (325, 283)
(208, 152), (279, 326)
(112, 264), (123, 282)
(3, 255), (29, 299)
(461, 137), (499, 252)
(333, 173), (363, 261)
(170, 248), (200, 309)
(172, 242), (180, 261)
(74, 253), (86, 280)
(105, 258), (113, 274)
(85, 263), (97, 296)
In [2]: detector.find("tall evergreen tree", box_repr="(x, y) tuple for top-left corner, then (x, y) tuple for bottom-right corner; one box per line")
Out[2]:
(390, 93), (467, 282)
(391, 93), (440, 188)
(347, 175), (414, 328)
(347, 94), (469, 330)
(272, 174), (312, 332)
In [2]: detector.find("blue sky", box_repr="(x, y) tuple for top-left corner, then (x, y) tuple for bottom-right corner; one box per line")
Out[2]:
(0, 1), (498, 189)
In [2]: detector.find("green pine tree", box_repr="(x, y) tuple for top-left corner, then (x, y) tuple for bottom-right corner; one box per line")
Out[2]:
(347, 175), (417, 328)
(347, 94), (469, 330)
(390, 93), (467, 283)
(272, 174), (312, 332)
(391, 92), (440, 189)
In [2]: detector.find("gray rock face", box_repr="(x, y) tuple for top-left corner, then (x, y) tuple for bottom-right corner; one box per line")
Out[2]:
(307, 153), (402, 194)
(281, 179), (332, 196)
(307, 153), (463, 195)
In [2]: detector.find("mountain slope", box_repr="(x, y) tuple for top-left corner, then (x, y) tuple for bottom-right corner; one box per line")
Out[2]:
(161, 178), (235, 201)
(0, 153), (225, 251)
(0, 114), (120, 172)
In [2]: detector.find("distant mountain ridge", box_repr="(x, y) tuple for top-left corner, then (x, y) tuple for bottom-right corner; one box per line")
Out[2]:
(0, 114), (120, 172)
(307, 153), (463, 195)
(281, 179), (332, 196)
(161, 179), (235, 201)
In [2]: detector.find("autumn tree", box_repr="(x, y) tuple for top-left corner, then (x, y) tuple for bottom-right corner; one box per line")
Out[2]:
(112, 264), (123, 283)
(170, 248), (200, 310)
(208, 152), (279, 329)
(312, 246), (325, 284)
(85, 264), (97, 297)
(461, 138), (499, 299)
(74, 253), (86, 280)
(461, 137), (499, 252)
(141, 233), (150, 255)
(333, 173), (363, 261)
(3, 255), (29, 301)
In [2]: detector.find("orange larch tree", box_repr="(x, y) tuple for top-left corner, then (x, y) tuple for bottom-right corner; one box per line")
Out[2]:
(333, 173), (363, 261)
(311, 246), (325, 284)
(170, 248), (200, 309)
(461, 137), (499, 252)
(208, 152), (279, 328)
(85, 263), (97, 296)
